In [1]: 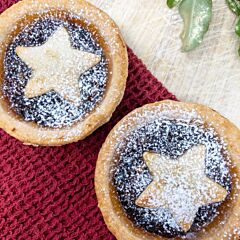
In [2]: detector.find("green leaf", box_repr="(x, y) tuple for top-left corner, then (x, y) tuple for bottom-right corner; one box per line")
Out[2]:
(236, 17), (240, 36)
(226, 0), (240, 16)
(179, 0), (212, 52)
(167, 0), (183, 8)
(226, 1), (240, 58)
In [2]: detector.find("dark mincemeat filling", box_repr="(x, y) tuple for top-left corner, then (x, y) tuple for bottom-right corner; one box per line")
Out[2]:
(3, 17), (108, 128)
(113, 120), (231, 238)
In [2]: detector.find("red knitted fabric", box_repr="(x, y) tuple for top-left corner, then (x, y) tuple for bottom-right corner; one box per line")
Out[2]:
(0, 1), (177, 239)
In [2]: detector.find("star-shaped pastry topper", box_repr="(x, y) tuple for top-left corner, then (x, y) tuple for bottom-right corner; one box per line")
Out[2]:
(16, 26), (101, 105)
(135, 145), (228, 232)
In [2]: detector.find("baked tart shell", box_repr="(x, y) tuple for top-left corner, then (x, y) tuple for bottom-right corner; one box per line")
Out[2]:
(95, 100), (240, 240)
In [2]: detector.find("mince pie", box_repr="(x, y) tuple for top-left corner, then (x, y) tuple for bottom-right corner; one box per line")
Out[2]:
(0, 0), (128, 145)
(95, 100), (240, 240)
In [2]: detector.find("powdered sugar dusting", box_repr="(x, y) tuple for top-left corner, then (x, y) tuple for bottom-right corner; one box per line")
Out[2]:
(3, 16), (108, 128)
(135, 145), (228, 233)
(105, 105), (239, 238)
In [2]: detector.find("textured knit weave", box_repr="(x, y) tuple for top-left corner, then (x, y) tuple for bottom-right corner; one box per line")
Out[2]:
(0, 1), (177, 239)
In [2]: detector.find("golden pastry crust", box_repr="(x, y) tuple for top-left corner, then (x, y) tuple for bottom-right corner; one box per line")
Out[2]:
(95, 100), (240, 240)
(0, 0), (128, 146)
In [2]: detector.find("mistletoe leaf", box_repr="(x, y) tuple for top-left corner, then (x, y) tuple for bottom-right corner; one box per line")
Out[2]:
(179, 0), (212, 52)
(167, 0), (183, 8)
(226, 0), (240, 16)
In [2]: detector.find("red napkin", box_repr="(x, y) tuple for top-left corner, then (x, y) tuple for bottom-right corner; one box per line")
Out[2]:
(0, 1), (177, 239)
